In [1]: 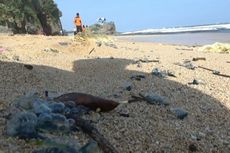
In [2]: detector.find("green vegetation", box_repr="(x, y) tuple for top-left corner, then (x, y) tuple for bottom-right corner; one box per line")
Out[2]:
(0, 0), (62, 35)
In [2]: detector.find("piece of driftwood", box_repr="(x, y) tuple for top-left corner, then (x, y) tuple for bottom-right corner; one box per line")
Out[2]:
(89, 48), (95, 55)
(54, 93), (120, 112)
(198, 66), (230, 78)
(227, 61), (230, 64)
(192, 57), (206, 61)
(176, 48), (193, 51)
(70, 115), (119, 153)
(139, 59), (160, 63)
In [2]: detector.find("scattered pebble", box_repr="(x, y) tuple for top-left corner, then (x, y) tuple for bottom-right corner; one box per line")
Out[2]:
(96, 41), (102, 47)
(12, 55), (20, 61)
(24, 64), (33, 70)
(152, 68), (167, 78)
(59, 42), (69, 46)
(189, 143), (198, 152)
(122, 81), (133, 91)
(177, 61), (198, 70)
(130, 74), (146, 81)
(170, 108), (188, 120)
(43, 48), (59, 53)
(140, 92), (169, 105)
(189, 79), (205, 85)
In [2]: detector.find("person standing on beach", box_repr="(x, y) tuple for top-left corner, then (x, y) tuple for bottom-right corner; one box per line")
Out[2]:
(74, 13), (83, 34)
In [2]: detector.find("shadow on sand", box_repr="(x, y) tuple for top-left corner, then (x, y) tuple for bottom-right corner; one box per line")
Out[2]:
(0, 58), (229, 152)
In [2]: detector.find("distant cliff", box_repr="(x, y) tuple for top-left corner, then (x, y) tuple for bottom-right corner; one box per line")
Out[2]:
(0, 0), (62, 35)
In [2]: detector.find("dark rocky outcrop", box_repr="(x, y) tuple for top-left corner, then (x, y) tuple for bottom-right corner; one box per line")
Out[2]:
(88, 22), (116, 35)
(0, 0), (62, 35)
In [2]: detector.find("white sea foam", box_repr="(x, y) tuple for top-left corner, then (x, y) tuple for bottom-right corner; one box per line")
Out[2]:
(123, 24), (230, 35)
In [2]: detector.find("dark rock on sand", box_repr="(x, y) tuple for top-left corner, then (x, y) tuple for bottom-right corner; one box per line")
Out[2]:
(24, 64), (33, 70)
(189, 143), (198, 152)
(140, 92), (169, 106)
(152, 68), (167, 78)
(130, 74), (146, 81)
(170, 108), (188, 120)
(122, 82), (133, 91)
(96, 41), (102, 47)
(7, 112), (38, 139)
(152, 68), (176, 78)
(189, 79), (204, 85)
(12, 55), (20, 61)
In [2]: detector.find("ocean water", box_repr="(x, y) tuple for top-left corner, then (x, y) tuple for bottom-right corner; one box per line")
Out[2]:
(119, 31), (230, 46)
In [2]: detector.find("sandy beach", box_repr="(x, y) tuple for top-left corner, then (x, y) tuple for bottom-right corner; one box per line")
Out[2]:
(0, 35), (230, 153)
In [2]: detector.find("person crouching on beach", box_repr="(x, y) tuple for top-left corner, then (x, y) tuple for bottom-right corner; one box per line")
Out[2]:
(82, 25), (86, 32)
(74, 13), (83, 34)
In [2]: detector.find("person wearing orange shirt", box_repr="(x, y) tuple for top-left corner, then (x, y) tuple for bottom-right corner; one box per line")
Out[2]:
(74, 13), (82, 34)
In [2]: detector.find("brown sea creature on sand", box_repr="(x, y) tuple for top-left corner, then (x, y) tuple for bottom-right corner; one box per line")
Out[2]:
(54, 93), (120, 112)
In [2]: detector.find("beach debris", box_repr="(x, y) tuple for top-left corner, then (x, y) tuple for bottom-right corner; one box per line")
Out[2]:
(89, 48), (95, 55)
(67, 105), (91, 116)
(176, 61), (198, 70)
(152, 68), (167, 78)
(8, 92), (118, 153)
(139, 58), (160, 63)
(12, 93), (40, 110)
(79, 140), (103, 153)
(48, 102), (65, 113)
(130, 74), (146, 81)
(33, 146), (79, 153)
(136, 61), (142, 68)
(227, 61), (230, 64)
(139, 92), (169, 106)
(189, 143), (198, 152)
(96, 41), (102, 47)
(33, 99), (52, 114)
(43, 48), (59, 53)
(104, 42), (118, 49)
(54, 93), (120, 112)
(188, 79), (205, 85)
(7, 112), (38, 139)
(198, 66), (230, 78)
(152, 68), (176, 78)
(176, 48), (194, 51)
(59, 42), (69, 46)
(12, 55), (20, 61)
(70, 115), (119, 153)
(192, 57), (206, 61)
(38, 113), (71, 131)
(199, 43), (230, 53)
(170, 108), (188, 120)
(119, 113), (130, 118)
(191, 132), (206, 141)
(24, 64), (33, 70)
(122, 81), (133, 91)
